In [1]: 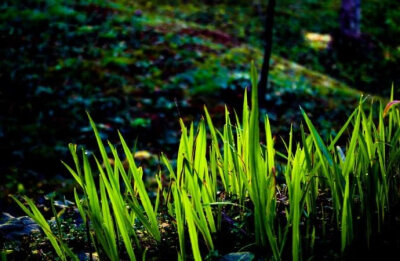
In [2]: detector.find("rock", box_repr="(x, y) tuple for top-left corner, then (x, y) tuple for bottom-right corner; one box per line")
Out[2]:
(53, 199), (75, 209)
(220, 252), (255, 261)
(0, 213), (41, 240)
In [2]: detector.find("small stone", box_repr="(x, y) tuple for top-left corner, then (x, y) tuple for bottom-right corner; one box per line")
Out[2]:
(0, 213), (41, 240)
(220, 252), (255, 261)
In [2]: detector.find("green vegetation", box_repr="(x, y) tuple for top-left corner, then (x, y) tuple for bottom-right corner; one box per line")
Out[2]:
(12, 64), (400, 260)
(161, 0), (400, 94)
(2, 0), (388, 199)
(2, 0), (400, 260)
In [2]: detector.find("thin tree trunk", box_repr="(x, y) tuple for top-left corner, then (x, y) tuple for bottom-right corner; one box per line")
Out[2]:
(258, 0), (276, 109)
(340, 0), (361, 38)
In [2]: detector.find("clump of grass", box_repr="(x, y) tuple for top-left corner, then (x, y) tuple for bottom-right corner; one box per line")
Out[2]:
(11, 196), (78, 261)
(12, 64), (400, 261)
(62, 114), (162, 261)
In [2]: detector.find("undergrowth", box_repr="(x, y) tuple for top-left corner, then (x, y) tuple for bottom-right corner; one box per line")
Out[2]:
(12, 63), (400, 260)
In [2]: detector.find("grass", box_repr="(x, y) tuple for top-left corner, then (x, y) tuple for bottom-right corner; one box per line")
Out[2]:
(4, 0), (390, 203)
(11, 64), (400, 260)
(11, 196), (78, 261)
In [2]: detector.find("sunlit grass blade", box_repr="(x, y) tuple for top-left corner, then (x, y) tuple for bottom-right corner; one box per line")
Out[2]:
(119, 131), (161, 242)
(11, 196), (78, 261)
(383, 100), (400, 118)
(182, 190), (202, 261)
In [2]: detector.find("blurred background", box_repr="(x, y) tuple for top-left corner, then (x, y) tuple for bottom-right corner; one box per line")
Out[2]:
(1, 0), (399, 210)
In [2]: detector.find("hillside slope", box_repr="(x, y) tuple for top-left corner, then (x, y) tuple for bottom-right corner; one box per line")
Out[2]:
(0, 0), (377, 196)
